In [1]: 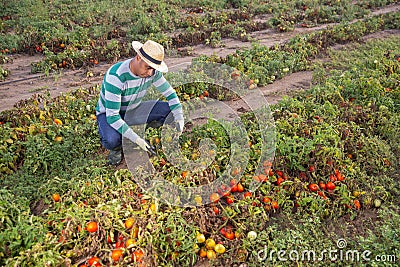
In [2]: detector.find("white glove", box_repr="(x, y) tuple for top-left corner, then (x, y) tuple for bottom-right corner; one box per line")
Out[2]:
(134, 137), (150, 152)
(175, 119), (184, 133)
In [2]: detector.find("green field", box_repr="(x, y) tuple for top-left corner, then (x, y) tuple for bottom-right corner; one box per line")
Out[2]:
(0, 1), (399, 266)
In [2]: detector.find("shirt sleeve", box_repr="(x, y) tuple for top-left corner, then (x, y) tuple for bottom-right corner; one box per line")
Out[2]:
(152, 71), (184, 121)
(103, 72), (139, 143)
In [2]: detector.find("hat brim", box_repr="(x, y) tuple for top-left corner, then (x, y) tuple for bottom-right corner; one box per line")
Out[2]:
(131, 41), (168, 73)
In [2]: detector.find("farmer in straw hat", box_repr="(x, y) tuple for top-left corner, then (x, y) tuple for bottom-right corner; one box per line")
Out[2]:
(96, 40), (184, 166)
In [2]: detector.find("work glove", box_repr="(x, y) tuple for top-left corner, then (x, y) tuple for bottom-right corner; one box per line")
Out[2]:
(134, 137), (156, 155)
(175, 119), (184, 133)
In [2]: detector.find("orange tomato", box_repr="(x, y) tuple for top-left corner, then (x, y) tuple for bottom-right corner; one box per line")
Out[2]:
(126, 238), (136, 248)
(52, 193), (60, 202)
(132, 249), (144, 262)
(88, 256), (101, 266)
(86, 221), (98, 233)
(125, 217), (135, 229)
(199, 247), (207, 258)
(237, 183), (244, 193)
(271, 201), (279, 210)
(210, 193), (220, 203)
(53, 118), (63, 125)
(354, 199), (361, 210)
(111, 249), (123, 262)
(225, 231), (235, 240)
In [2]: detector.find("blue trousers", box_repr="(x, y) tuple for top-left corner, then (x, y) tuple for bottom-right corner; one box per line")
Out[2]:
(97, 100), (172, 150)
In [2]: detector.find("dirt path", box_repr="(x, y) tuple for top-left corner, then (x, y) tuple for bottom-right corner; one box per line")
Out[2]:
(0, 3), (399, 113)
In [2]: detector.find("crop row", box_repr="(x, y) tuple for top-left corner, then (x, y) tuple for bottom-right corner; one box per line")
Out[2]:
(0, 0), (398, 75)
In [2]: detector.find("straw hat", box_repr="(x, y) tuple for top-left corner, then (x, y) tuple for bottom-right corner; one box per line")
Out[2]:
(131, 40), (168, 72)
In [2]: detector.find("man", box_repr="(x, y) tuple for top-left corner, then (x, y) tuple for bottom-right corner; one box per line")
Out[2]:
(96, 40), (184, 166)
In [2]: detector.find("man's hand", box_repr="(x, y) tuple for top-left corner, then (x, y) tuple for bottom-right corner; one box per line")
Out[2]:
(134, 137), (151, 152)
(175, 119), (184, 133)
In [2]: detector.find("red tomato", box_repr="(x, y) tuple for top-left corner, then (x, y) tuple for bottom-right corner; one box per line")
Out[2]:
(353, 199), (361, 210)
(276, 177), (284, 186)
(243, 192), (252, 199)
(308, 183), (319, 192)
(88, 256), (101, 266)
(326, 182), (336, 191)
(226, 195), (234, 205)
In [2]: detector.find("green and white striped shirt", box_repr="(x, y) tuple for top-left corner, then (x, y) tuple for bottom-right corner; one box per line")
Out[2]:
(96, 59), (183, 142)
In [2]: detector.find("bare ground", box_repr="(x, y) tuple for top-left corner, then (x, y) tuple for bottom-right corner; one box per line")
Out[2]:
(0, 3), (399, 113)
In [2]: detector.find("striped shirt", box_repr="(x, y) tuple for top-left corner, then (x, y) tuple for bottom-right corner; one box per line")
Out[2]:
(95, 59), (183, 142)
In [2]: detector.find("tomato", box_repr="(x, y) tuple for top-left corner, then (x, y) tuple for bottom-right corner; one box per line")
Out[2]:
(317, 191), (326, 199)
(243, 192), (252, 199)
(309, 165), (315, 172)
(205, 238), (216, 249)
(86, 221), (98, 233)
(199, 247), (207, 258)
(126, 238), (136, 248)
(326, 182), (336, 191)
(353, 199), (361, 210)
(308, 183), (318, 192)
(52, 193), (60, 202)
(214, 244), (226, 254)
(237, 183), (244, 193)
(276, 170), (284, 177)
(219, 227), (226, 236)
(276, 177), (284, 186)
(181, 170), (189, 178)
(203, 90), (209, 97)
(318, 182), (326, 190)
(230, 184), (238, 193)
(207, 249), (217, 260)
(258, 174), (268, 182)
(213, 206), (220, 215)
(88, 256), (101, 266)
(262, 196), (271, 203)
(132, 249), (144, 262)
(196, 233), (206, 243)
(271, 201), (279, 209)
(124, 217), (135, 229)
(253, 175), (260, 182)
(226, 195), (234, 205)
(225, 231), (235, 240)
(329, 174), (337, 182)
(111, 249), (123, 262)
(210, 193), (220, 203)
(53, 118), (63, 125)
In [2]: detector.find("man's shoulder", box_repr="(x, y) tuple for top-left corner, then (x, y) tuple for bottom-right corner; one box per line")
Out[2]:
(107, 60), (132, 79)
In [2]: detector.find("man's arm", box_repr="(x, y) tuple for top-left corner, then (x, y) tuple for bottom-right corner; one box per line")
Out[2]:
(152, 72), (184, 121)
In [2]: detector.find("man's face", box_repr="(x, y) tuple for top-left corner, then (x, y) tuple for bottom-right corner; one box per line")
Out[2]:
(135, 56), (155, 78)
